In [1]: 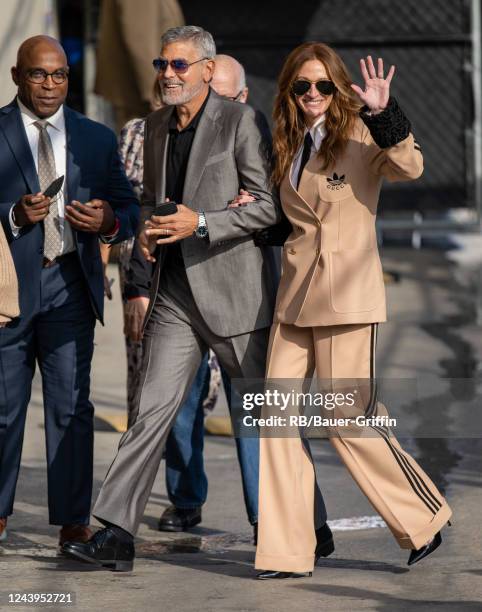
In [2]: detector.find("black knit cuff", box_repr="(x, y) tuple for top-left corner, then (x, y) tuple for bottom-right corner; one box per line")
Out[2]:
(360, 97), (411, 148)
(254, 216), (293, 247)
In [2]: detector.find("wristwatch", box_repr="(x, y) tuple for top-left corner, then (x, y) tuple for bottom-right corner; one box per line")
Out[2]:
(195, 210), (208, 238)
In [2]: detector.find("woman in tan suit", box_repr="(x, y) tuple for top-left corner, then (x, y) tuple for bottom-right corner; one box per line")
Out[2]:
(254, 43), (452, 579)
(0, 224), (19, 328)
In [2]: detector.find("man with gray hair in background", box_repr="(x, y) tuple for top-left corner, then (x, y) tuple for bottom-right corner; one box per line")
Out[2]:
(62, 26), (280, 572)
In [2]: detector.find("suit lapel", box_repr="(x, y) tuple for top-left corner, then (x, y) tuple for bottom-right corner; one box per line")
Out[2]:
(64, 107), (82, 204)
(285, 158), (320, 222)
(182, 94), (222, 205)
(152, 109), (172, 202)
(0, 100), (39, 193)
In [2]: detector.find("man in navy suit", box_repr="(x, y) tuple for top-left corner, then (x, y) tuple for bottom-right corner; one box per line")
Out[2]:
(0, 35), (138, 545)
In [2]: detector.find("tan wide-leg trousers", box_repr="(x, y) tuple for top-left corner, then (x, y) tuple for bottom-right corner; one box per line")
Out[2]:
(255, 323), (452, 573)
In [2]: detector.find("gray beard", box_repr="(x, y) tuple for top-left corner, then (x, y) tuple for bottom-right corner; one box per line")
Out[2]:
(161, 80), (205, 106)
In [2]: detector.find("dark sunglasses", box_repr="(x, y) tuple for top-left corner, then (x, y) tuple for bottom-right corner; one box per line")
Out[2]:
(292, 79), (336, 96)
(152, 57), (208, 74)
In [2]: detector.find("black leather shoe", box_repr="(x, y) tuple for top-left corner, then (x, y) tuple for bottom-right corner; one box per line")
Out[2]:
(256, 570), (312, 580)
(408, 531), (442, 566)
(253, 522), (258, 546)
(61, 527), (134, 572)
(158, 505), (202, 532)
(315, 522), (335, 562)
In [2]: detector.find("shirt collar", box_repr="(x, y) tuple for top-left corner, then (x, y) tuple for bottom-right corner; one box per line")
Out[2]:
(16, 97), (65, 132)
(305, 113), (326, 151)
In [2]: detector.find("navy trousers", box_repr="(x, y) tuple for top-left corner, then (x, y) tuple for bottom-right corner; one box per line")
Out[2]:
(0, 253), (95, 524)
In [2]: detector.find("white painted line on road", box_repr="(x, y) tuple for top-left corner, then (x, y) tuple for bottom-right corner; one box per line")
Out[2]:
(0, 546), (58, 557)
(328, 515), (386, 531)
(447, 234), (482, 266)
(211, 454), (237, 460)
(12, 501), (45, 517)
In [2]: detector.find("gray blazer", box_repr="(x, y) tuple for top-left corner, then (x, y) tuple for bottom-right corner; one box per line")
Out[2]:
(141, 90), (281, 338)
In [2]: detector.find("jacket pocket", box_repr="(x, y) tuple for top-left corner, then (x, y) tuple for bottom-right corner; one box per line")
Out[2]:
(328, 249), (383, 313)
(205, 150), (231, 166)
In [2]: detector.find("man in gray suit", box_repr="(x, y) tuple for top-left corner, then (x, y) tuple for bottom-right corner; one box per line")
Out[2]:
(62, 26), (280, 571)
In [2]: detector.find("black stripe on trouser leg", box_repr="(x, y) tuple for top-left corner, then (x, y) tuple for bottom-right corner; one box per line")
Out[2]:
(364, 325), (442, 515)
(372, 425), (440, 515)
(369, 323), (442, 509)
(373, 425), (443, 512)
(371, 425), (441, 515)
(365, 324), (378, 418)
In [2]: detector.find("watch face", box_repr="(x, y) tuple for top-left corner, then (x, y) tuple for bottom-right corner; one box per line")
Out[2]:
(196, 226), (208, 238)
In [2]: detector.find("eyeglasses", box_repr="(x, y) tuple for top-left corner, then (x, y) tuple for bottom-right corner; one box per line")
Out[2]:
(25, 69), (69, 84)
(225, 90), (244, 102)
(152, 57), (209, 74)
(292, 79), (336, 96)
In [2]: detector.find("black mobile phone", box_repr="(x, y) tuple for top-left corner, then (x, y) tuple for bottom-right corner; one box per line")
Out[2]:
(43, 175), (64, 199)
(152, 201), (178, 217)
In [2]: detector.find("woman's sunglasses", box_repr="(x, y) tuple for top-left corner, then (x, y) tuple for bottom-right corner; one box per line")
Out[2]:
(152, 57), (208, 74)
(292, 79), (336, 96)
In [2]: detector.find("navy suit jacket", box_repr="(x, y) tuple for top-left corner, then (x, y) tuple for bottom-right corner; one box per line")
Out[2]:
(0, 100), (139, 323)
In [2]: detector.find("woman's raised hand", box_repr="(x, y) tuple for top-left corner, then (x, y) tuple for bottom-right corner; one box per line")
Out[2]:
(351, 56), (395, 115)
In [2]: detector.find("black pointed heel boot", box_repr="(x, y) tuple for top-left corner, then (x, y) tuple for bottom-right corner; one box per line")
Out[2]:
(408, 531), (442, 566)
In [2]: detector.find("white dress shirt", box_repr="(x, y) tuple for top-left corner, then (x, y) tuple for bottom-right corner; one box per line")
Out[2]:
(10, 98), (75, 254)
(290, 113), (327, 188)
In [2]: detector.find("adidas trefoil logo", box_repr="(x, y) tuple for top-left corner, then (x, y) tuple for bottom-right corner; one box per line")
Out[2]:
(326, 172), (346, 190)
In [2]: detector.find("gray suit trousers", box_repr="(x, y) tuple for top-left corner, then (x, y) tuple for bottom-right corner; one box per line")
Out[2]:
(93, 263), (269, 535)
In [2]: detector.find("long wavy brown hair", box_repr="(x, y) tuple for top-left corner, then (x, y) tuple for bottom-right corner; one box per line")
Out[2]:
(272, 42), (361, 186)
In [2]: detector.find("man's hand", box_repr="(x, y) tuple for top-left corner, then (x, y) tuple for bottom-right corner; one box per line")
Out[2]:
(65, 199), (116, 234)
(228, 188), (256, 208)
(145, 204), (198, 245)
(138, 226), (158, 262)
(12, 193), (51, 227)
(124, 297), (149, 342)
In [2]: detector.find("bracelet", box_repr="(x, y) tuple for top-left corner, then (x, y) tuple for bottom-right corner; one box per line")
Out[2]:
(102, 218), (120, 238)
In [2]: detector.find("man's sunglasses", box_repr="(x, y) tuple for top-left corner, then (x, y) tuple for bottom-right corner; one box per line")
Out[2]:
(152, 57), (209, 74)
(292, 79), (336, 96)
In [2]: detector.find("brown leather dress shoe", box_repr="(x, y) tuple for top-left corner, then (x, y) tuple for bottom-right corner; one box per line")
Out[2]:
(59, 524), (92, 547)
(0, 517), (7, 542)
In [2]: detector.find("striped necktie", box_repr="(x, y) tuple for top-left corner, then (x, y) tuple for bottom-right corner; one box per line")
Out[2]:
(34, 120), (62, 261)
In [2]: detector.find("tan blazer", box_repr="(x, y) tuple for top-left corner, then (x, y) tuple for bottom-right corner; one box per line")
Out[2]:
(274, 117), (423, 327)
(0, 223), (19, 324)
